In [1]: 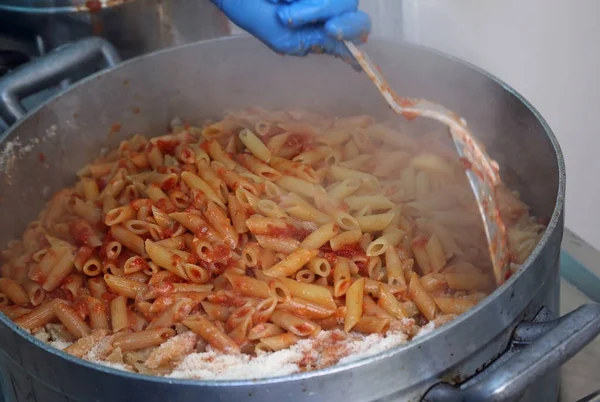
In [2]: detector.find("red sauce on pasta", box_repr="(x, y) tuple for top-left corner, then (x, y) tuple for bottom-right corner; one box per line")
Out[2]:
(268, 224), (313, 241)
(100, 291), (118, 303)
(258, 127), (286, 144)
(355, 261), (369, 277)
(199, 141), (211, 152)
(284, 134), (314, 151)
(459, 157), (472, 170)
(76, 246), (94, 263)
(384, 185), (399, 197)
(156, 140), (180, 155)
(71, 298), (89, 320)
(85, 0), (102, 13)
(70, 219), (94, 247)
(152, 281), (176, 297)
(95, 178), (107, 192)
(322, 252), (338, 265)
(411, 235), (428, 248)
(99, 232), (114, 260)
(162, 178), (178, 192)
(537, 216), (551, 226)
(128, 256), (147, 270)
(90, 300), (105, 313)
(179, 146), (194, 161)
(334, 243), (366, 260)
(47, 288), (73, 302)
(155, 198), (171, 213)
(211, 244), (231, 263)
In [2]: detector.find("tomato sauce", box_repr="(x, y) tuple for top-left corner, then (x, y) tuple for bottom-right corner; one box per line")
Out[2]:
(110, 123), (122, 134)
(76, 245), (94, 263)
(459, 157), (473, 170)
(258, 127), (286, 144)
(151, 281), (176, 296)
(46, 288), (72, 302)
(211, 244), (231, 263)
(284, 133), (314, 152)
(70, 219), (94, 247)
(101, 291), (118, 303)
(411, 235), (428, 248)
(128, 256), (147, 270)
(334, 243), (366, 260)
(179, 146), (194, 161)
(384, 185), (399, 197)
(95, 178), (107, 192)
(322, 252), (338, 265)
(71, 298), (89, 320)
(355, 261), (369, 277)
(268, 224), (313, 241)
(99, 231), (114, 260)
(85, 0), (102, 13)
(156, 139), (180, 155)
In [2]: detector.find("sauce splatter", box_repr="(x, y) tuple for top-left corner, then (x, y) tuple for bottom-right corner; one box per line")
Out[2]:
(110, 123), (122, 135)
(85, 0), (102, 13)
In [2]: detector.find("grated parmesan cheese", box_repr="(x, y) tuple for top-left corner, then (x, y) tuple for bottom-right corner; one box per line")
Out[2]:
(95, 361), (132, 372)
(41, 324), (426, 380)
(414, 321), (436, 339)
(168, 329), (409, 380)
(50, 340), (73, 351)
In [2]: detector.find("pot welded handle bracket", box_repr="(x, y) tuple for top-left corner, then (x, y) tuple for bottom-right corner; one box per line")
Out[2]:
(0, 37), (120, 125)
(422, 303), (600, 402)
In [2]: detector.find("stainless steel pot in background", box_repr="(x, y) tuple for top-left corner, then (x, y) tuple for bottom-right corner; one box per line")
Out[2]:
(0, 0), (231, 59)
(0, 37), (597, 402)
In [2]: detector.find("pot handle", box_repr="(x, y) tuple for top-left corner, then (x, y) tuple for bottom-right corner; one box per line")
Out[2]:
(422, 303), (600, 402)
(0, 37), (120, 125)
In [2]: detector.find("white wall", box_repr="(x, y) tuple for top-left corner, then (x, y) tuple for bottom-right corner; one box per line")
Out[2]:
(394, 0), (600, 249)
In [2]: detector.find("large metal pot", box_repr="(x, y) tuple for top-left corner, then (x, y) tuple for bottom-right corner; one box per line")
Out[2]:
(0, 0), (231, 59)
(0, 36), (597, 402)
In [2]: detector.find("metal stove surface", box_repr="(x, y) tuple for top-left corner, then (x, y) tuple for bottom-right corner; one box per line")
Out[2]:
(560, 229), (600, 401)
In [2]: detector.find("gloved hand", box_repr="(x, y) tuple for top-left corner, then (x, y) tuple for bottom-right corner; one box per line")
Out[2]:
(212, 0), (371, 68)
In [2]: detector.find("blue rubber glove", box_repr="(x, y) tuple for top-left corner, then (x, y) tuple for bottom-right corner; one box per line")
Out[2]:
(212, 0), (371, 68)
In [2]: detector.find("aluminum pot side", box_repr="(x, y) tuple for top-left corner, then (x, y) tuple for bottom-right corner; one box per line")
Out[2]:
(0, 37), (565, 402)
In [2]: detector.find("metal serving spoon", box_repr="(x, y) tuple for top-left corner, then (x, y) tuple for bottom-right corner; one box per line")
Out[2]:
(344, 41), (510, 286)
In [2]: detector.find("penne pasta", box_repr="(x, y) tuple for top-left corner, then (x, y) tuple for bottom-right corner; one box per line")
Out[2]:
(278, 277), (336, 310)
(0, 109), (545, 377)
(239, 128), (271, 162)
(225, 273), (272, 299)
(269, 310), (320, 337)
(113, 328), (176, 352)
(183, 316), (240, 354)
(344, 278), (365, 332)
(262, 248), (319, 278)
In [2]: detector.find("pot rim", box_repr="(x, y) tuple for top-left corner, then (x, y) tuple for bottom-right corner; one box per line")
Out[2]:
(0, 0), (134, 14)
(0, 35), (566, 387)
